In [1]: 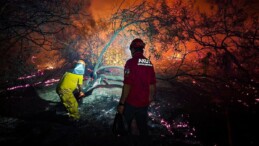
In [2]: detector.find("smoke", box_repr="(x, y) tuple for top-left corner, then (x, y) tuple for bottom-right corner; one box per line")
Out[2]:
(89, 0), (146, 20)
(89, 0), (117, 20)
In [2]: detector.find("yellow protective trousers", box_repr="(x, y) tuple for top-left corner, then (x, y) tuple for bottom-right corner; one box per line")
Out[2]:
(57, 88), (79, 120)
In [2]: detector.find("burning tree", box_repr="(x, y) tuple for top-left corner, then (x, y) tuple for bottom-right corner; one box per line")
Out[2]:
(83, 1), (154, 91)
(88, 0), (258, 104)
(1, 0), (257, 105)
(74, 0), (258, 101)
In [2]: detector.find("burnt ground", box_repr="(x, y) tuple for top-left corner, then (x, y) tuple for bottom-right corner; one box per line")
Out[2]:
(0, 79), (258, 146)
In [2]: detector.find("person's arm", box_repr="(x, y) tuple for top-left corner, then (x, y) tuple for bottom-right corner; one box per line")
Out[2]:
(77, 75), (85, 97)
(117, 84), (131, 114)
(149, 84), (156, 103)
(77, 84), (85, 97)
(77, 84), (83, 92)
(149, 64), (156, 105)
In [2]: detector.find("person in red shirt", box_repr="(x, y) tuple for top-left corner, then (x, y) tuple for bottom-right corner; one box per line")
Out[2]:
(117, 38), (156, 143)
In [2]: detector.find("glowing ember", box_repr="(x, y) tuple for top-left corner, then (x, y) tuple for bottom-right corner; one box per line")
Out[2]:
(46, 66), (54, 70)
(7, 72), (60, 91)
(18, 74), (36, 80)
(160, 118), (174, 135)
(44, 78), (60, 84)
(176, 122), (188, 128)
(7, 84), (30, 90)
(148, 108), (197, 139)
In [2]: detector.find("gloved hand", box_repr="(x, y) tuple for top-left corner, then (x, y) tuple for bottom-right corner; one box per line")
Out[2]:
(79, 91), (85, 98)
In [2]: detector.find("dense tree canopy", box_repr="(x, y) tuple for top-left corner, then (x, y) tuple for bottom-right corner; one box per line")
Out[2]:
(0, 0), (92, 84)
(0, 0), (258, 104)
(105, 0), (258, 104)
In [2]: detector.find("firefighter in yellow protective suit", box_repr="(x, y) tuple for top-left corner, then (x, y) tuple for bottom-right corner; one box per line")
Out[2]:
(56, 60), (86, 121)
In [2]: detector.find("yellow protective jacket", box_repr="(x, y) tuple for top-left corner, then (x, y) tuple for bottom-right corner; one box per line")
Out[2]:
(57, 72), (84, 91)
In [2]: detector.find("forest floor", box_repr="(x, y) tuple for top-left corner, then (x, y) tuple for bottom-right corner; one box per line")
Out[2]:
(0, 77), (258, 146)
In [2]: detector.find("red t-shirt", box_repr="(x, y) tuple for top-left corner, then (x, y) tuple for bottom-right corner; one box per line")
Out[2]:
(123, 52), (156, 107)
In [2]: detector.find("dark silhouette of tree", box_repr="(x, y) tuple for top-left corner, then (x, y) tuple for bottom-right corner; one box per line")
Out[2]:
(182, 0), (259, 105)
(0, 0), (89, 85)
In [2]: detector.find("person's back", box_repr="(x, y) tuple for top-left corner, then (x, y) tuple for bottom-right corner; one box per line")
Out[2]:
(124, 52), (155, 107)
(117, 38), (156, 145)
(58, 72), (83, 91)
